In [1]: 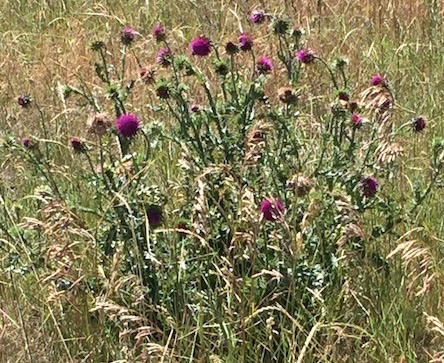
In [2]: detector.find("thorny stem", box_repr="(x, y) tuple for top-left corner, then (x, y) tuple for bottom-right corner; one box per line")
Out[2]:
(165, 99), (207, 165)
(316, 57), (340, 90)
(229, 54), (240, 106)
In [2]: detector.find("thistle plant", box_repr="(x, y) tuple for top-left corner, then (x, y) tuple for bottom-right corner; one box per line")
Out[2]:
(1, 7), (443, 363)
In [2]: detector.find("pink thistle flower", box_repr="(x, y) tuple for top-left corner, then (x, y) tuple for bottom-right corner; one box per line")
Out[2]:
(371, 73), (385, 86)
(156, 47), (172, 67)
(190, 36), (212, 57)
(260, 198), (285, 221)
(352, 113), (363, 128)
(238, 33), (253, 51)
(256, 56), (273, 74)
(116, 113), (141, 138)
(361, 176), (379, 198)
(296, 48), (315, 64)
(250, 10), (266, 24)
(152, 23), (166, 42)
(121, 26), (136, 45)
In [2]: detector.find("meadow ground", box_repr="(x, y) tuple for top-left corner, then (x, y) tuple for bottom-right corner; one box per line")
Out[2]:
(1, 0), (444, 362)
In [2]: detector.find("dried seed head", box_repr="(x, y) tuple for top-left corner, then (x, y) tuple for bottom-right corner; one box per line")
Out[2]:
(278, 87), (298, 104)
(287, 173), (313, 197)
(140, 66), (156, 83)
(243, 120), (272, 166)
(87, 112), (112, 137)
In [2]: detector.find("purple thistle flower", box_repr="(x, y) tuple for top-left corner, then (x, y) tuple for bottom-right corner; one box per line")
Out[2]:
(22, 137), (31, 148)
(18, 95), (31, 108)
(121, 26), (136, 45)
(152, 23), (166, 42)
(225, 41), (239, 55)
(371, 73), (385, 86)
(238, 33), (253, 51)
(146, 204), (163, 227)
(260, 198), (285, 222)
(156, 47), (172, 67)
(250, 9), (266, 24)
(116, 113), (141, 138)
(413, 116), (426, 132)
(256, 56), (273, 74)
(296, 48), (315, 64)
(352, 113), (363, 128)
(189, 36), (212, 57)
(361, 176), (379, 198)
(70, 137), (86, 152)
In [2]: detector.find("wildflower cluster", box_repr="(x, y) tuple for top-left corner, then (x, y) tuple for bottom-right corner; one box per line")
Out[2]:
(2, 8), (441, 363)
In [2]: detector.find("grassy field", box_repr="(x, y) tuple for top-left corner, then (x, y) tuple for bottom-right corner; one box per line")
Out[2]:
(1, 0), (444, 362)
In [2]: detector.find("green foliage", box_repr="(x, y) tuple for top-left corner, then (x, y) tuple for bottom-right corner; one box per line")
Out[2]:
(1, 2), (444, 363)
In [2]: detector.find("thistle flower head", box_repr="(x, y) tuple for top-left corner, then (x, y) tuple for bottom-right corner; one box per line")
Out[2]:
(413, 116), (426, 132)
(121, 26), (136, 45)
(287, 174), (313, 197)
(22, 137), (32, 148)
(214, 59), (229, 76)
(361, 176), (379, 198)
(296, 48), (315, 64)
(238, 33), (253, 51)
(90, 40), (105, 52)
(190, 104), (201, 113)
(156, 82), (170, 99)
(116, 113), (141, 138)
(156, 47), (172, 67)
(338, 91), (350, 103)
(278, 87), (298, 104)
(272, 18), (291, 34)
(225, 41), (239, 55)
(70, 137), (86, 152)
(371, 73), (385, 86)
(352, 113), (363, 128)
(139, 66), (156, 84)
(260, 198), (285, 221)
(87, 112), (112, 137)
(256, 56), (273, 74)
(190, 35), (212, 56)
(18, 95), (31, 108)
(250, 9), (266, 24)
(152, 23), (166, 42)
(146, 204), (163, 227)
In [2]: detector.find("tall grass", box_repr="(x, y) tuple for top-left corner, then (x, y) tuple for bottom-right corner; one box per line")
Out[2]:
(1, 1), (444, 362)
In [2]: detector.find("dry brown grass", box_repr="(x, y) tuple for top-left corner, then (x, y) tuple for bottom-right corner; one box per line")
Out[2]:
(1, 0), (444, 362)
